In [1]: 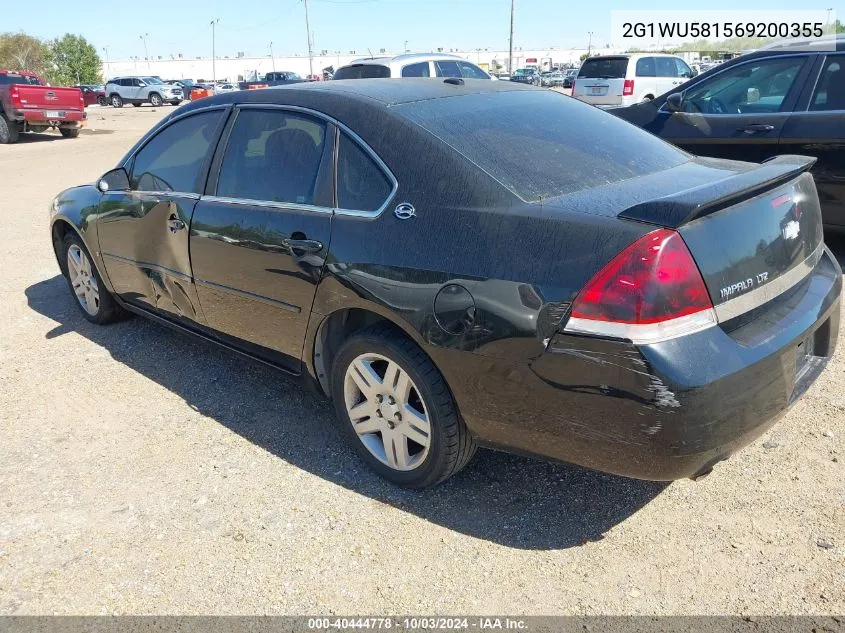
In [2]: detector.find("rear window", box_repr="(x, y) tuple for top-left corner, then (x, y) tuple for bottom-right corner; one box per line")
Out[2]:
(578, 57), (629, 79)
(394, 90), (688, 202)
(333, 64), (391, 79)
(0, 73), (41, 85)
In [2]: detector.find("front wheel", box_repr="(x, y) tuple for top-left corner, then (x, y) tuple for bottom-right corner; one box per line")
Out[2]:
(331, 324), (476, 488)
(61, 232), (125, 324)
(149, 93), (163, 107)
(60, 128), (80, 138)
(110, 94), (123, 108)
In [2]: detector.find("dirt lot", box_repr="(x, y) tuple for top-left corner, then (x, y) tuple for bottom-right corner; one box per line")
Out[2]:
(1, 104), (843, 616)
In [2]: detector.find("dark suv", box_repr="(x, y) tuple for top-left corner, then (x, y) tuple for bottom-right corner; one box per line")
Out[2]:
(612, 36), (845, 231)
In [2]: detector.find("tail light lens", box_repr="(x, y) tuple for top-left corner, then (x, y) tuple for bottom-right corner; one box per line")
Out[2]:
(623, 79), (635, 96)
(78, 90), (85, 107)
(9, 85), (21, 107)
(564, 229), (716, 344)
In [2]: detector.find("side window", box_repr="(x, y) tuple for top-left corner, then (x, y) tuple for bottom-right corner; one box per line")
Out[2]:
(655, 57), (678, 77)
(120, 78), (132, 87)
(636, 57), (656, 77)
(130, 111), (223, 193)
(216, 109), (327, 205)
(337, 133), (393, 212)
(675, 58), (693, 79)
(401, 62), (430, 77)
(133, 78), (145, 87)
(810, 57), (845, 111)
(682, 57), (806, 114)
(458, 61), (490, 79)
(434, 60), (462, 78)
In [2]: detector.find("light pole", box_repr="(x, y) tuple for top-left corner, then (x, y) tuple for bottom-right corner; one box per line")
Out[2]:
(827, 8), (834, 33)
(210, 19), (219, 84)
(587, 31), (594, 58)
(303, 0), (314, 78)
(508, 0), (514, 74)
(404, 40), (408, 52)
(140, 33), (149, 68)
(269, 41), (276, 73)
(101, 46), (110, 77)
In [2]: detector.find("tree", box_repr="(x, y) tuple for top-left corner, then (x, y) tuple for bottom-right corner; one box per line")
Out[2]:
(48, 34), (101, 85)
(579, 52), (591, 62)
(0, 32), (50, 75)
(837, 19), (845, 34)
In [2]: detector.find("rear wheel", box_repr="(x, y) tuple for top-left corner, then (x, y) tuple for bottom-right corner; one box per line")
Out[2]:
(0, 114), (19, 144)
(97, 95), (107, 106)
(331, 324), (476, 488)
(110, 94), (123, 108)
(149, 93), (163, 107)
(60, 128), (80, 139)
(61, 232), (125, 324)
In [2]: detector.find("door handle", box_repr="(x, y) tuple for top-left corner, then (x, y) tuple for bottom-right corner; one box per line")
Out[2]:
(167, 215), (186, 233)
(739, 124), (775, 133)
(283, 238), (323, 253)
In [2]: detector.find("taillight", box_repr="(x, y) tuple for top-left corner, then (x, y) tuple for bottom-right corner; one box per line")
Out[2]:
(9, 85), (21, 107)
(78, 90), (85, 108)
(564, 229), (716, 344)
(623, 79), (635, 96)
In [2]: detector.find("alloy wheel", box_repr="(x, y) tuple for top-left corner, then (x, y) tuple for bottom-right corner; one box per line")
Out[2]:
(67, 244), (99, 316)
(343, 353), (431, 471)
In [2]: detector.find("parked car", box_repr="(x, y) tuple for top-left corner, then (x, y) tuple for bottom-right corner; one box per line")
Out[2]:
(572, 53), (694, 107)
(333, 53), (492, 80)
(215, 83), (238, 93)
(78, 84), (107, 106)
(238, 71), (306, 90)
(166, 80), (196, 100)
(540, 70), (570, 88)
(105, 76), (183, 107)
(509, 68), (539, 85)
(612, 36), (845, 231)
(49, 79), (840, 488)
(0, 70), (86, 143)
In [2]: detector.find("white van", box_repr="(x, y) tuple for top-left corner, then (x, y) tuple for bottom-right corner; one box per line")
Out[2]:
(572, 54), (694, 107)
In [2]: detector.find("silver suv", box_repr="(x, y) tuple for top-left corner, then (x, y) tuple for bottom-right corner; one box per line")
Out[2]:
(105, 76), (183, 108)
(333, 53), (494, 80)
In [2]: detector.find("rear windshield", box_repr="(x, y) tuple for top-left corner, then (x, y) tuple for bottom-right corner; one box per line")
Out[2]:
(578, 57), (629, 79)
(393, 90), (688, 202)
(0, 73), (41, 85)
(333, 64), (391, 79)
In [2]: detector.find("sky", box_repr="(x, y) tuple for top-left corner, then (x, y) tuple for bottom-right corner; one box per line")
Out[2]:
(6, 0), (843, 61)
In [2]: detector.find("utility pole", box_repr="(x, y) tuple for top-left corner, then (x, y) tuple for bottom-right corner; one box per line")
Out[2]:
(303, 0), (314, 78)
(587, 31), (594, 58)
(508, 0), (514, 74)
(140, 33), (149, 68)
(827, 8), (834, 33)
(269, 41), (276, 73)
(210, 19), (219, 83)
(404, 40), (408, 52)
(102, 46), (110, 78)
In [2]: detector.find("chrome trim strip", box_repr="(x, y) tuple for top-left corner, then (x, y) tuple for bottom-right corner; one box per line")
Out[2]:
(102, 252), (192, 283)
(235, 103), (398, 218)
(564, 309), (718, 345)
(194, 278), (301, 313)
(103, 190), (201, 200)
(200, 195), (334, 214)
(714, 241), (825, 322)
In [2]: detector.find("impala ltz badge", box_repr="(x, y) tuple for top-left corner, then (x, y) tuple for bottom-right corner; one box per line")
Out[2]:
(394, 203), (416, 220)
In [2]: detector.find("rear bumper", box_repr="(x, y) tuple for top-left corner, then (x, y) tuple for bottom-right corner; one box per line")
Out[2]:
(13, 109), (86, 125)
(447, 247), (841, 480)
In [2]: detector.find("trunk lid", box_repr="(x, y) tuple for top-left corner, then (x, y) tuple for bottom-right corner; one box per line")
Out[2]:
(621, 155), (823, 321)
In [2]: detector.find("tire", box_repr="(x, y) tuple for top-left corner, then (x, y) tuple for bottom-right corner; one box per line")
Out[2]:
(97, 95), (107, 106)
(331, 323), (476, 488)
(60, 232), (125, 325)
(149, 93), (163, 107)
(0, 114), (20, 144)
(110, 94), (123, 108)
(60, 128), (80, 138)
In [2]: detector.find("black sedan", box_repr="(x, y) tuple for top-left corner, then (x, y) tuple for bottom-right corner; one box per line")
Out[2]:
(612, 36), (845, 231)
(49, 79), (840, 488)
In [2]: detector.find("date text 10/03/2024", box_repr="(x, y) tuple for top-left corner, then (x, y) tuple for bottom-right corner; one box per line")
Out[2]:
(307, 618), (528, 630)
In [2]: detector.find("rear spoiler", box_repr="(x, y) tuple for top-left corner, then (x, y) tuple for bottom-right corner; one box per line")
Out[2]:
(618, 155), (817, 228)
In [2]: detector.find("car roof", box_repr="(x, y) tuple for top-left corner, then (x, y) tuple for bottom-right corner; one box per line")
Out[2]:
(344, 52), (472, 66)
(586, 53), (682, 60)
(759, 33), (845, 52)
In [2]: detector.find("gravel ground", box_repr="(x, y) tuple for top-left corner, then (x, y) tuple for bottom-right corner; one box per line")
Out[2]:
(0, 105), (843, 616)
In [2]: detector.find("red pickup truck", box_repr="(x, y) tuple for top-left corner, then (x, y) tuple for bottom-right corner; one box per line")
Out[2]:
(0, 70), (86, 144)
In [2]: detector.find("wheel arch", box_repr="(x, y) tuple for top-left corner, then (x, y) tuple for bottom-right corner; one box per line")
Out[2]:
(50, 213), (116, 294)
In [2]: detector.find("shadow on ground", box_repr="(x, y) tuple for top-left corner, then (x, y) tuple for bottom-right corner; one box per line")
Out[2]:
(27, 275), (668, 550)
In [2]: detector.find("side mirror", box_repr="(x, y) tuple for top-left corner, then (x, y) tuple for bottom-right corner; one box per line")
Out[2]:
(97, 167), (130, 193)
(665, 92), (685, 112)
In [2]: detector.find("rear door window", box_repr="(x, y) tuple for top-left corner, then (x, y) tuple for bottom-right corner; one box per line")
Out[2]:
(434, 61), (462, 78)
(578, 57), (628, 79)
(333, 64), (391, 79)
(810, 56), (845, 111)
(636, 57), (656, 77)
(401, 62), (430, 77)
(216, 109), (328, 205)
(130, 110), (224, 193)
(337, 133), (393, 212)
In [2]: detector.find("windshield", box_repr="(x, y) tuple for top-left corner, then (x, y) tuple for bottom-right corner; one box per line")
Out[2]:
(394, 90), (688, 202)
(333, 64), (391, 79)
(143, 77), (164, 84)
(578, 57), (628, 79)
